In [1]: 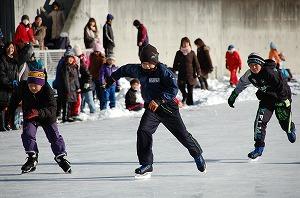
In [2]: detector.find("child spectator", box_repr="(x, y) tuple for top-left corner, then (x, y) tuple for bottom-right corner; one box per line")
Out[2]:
(89, 42), (106, 103)
(53, 47), (80, 122)
(125, 79), (144, 111)
(8, 58), (71, 174)
(225, 45), (242, 87)
(99, 54), (119, 110)
(73, 44), (96, 114)
(13, 15), (35, 50)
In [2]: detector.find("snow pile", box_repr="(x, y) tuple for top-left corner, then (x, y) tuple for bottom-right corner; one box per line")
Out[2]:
(77, 76), (300, 121)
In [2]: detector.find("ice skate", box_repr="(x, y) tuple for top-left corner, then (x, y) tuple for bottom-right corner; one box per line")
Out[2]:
(21, 153), (38, 174)
(54, 154), (72, 173)
(286, 122), (296, 143)
(194, 154), (207, 173)
(248, 147), (264, 161)
(134, 165), (152, 179)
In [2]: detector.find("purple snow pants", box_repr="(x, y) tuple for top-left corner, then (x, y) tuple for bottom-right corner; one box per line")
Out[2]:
(21, 121), (66, 156)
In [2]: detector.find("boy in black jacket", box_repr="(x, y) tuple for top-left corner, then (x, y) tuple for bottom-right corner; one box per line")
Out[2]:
(228, 53), (296, 160)
(8, 59), (71, 173)
(125, 78), (143, 111)
(107, 44), (206, 178)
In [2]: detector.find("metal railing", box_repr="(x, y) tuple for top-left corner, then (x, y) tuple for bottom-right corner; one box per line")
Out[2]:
(34, 49), (92, 80)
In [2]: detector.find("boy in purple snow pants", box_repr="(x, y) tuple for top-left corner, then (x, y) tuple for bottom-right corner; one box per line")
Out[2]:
(8, 59), (71, 174)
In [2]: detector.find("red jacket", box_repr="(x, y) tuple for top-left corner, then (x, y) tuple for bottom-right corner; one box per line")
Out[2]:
(13, 23), (34, 48)
(225, 51), (242, 70)
(137, 24), (149, 46)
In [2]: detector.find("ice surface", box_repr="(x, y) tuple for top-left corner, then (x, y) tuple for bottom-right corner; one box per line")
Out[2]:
(0, 77), (299, 198)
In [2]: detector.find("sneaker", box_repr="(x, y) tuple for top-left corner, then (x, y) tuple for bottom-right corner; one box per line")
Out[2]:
(21, 153), (38, 173)
(194, 154), (206, 172)
(54, 154), (71, 173)
(248, 147), (264, 160)
(287, 122), (296, 143)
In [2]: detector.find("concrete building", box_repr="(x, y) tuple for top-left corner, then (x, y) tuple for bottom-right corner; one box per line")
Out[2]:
(1, 0), (300, 77)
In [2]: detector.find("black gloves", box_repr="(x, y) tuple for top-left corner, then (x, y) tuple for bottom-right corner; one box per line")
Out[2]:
(228, 90), (238, 108)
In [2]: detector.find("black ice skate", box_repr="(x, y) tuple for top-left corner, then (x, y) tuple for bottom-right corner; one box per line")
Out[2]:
(248, 147), (264, 161)
(21, 153), (38, 174)
(286, 122), (296, 143)
(54, 154), (72, 173)
(194, 154), (207, 173)
(134, 164), (153, 179)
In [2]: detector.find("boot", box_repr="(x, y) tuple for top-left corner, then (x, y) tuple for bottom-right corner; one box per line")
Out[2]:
(54, 154), (72, 173)
(194, 154), (206, 172)
(21, 153), (38, 173)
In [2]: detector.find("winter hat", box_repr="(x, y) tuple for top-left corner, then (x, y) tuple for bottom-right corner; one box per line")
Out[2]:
(73, 44), (83, 56)
(139, 44), (159, 64)
(21, 15), (29, 21)
(270, 42), (277, 50)
(107, 14), (114, 21)
(93, 42), (104, 54)
(27, 59), (46, 86)
(64, 47), (75, 57)
(247, 53), (265, 66)
(227, 45), (234, 51)
(133, 20), (141, 27)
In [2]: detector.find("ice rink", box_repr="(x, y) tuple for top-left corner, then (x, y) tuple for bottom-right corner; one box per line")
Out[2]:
(0, 96), (299, 198)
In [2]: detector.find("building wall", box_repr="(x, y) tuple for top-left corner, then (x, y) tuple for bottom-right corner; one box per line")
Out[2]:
(109, 0), (300, 77)
(11, 0), (300, 76)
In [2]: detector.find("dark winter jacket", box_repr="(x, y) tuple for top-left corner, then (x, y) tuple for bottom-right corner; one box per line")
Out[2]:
(103, 22), (114, 49)
(99, 64), (119, 86)
(196, 46), (213, 76)
(54, 58), (80, 102)
(235, 59), (291, 102)
(9, 81), (57, 124)
(125, 88), (140, 109)
(79, 57), (92, 93)
(0, 55), (19, 107)
(111, 63), (178, 104)
(173, 50), (201, 85)
(137, 24), (149, 46)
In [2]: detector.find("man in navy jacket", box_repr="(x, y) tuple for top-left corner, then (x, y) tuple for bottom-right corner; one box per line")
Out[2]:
(107, 44), (206, 177)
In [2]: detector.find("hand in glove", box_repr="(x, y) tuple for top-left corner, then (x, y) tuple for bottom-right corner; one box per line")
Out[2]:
(275, 99), (291, 108)
(105, 76), (116, 89)
(228, 91), (238, 108)
(24, 109), (39, 120)
(275, 99), (291, 121)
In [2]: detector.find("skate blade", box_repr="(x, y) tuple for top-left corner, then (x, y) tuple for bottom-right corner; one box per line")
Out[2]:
(248, 157), (260, 162)
(134, 172), (152, 179)
(65, 168), (72, 174)
(21, 167), (36, 174)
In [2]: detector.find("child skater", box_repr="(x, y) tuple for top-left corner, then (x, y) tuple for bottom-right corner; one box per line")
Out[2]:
(106, 44), (206, 178)
(8, 58), (72, 174)
(228, 53), (296, 160)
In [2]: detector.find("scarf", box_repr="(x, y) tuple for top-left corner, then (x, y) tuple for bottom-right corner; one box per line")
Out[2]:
(180, 46), (192, 55)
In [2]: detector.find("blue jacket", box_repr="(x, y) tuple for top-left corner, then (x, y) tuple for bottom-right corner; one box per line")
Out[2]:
(111, 63), (178, 104)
